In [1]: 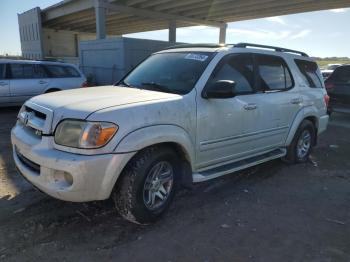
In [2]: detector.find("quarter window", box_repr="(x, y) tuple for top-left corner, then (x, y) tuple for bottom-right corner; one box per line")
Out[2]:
(295, 59), (323, 88)
(208, 54), (254, 94)
(45, 65), (81, 78)
(257, 55), (293, 91)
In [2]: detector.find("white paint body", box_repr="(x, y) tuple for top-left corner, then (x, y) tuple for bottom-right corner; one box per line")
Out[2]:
(11, 47), (329, 202)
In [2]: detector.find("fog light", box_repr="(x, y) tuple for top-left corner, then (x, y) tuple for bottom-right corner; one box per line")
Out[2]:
(52, 170), (73, 188)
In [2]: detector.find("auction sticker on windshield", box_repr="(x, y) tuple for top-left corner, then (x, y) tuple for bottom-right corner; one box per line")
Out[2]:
(185, 53), (208, 62)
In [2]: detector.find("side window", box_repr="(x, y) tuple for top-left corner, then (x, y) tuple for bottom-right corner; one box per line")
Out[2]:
(330, 66), (350, 84)
(32, 65), (48, 78)
(65, 66), (81, 77)
(257, 55), (293, 91)
(45, 65), (80, 78)
(208, 53), (254, 94)
(10, 64), (47, 79)
(295, 59), (323, 88)
(0, 64), (5, 79)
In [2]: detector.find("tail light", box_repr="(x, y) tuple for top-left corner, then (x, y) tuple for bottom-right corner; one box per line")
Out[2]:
(324, 94), (330, 107)
(325, 82), (335, 91)
(81, 81), (88, 88)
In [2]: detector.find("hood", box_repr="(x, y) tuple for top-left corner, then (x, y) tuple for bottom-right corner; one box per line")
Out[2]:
(29, 86), (179, 119)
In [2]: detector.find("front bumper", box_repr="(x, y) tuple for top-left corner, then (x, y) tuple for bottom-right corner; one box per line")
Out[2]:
(11, 124), (135, 202)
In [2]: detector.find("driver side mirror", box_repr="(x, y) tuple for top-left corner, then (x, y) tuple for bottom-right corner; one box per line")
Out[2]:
(202, 80), (237, 99)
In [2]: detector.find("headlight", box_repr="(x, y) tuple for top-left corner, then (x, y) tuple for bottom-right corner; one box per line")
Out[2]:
(54, 120), (118, 149)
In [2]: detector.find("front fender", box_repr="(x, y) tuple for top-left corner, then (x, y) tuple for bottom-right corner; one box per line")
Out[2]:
(285, 106), (319, 146)
(114, 125), (196, 167)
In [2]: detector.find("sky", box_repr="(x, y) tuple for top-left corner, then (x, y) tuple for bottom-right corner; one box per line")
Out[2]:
(0, 0), (349, 58)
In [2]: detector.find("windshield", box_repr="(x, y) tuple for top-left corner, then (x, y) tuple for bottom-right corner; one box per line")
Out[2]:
(120, 52), (214, 94)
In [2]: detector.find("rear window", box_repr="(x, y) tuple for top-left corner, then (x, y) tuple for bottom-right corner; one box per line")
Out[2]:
(329, 66), (350, 84)
(10, 64), (47, 79)
(256, 54), (293, 91)
(295, 59), (323, 88)
(44, 65), (81, 78)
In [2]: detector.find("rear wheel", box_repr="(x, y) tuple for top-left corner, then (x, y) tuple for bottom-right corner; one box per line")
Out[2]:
(284, 120), (316, 163)
(112, 146), (179, 224)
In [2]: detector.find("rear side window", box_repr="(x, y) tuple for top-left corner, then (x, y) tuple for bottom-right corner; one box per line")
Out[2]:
(45, 65), (81, 78)
(0, 64), (5, 79)
(10, 64), (47, 79)
(329, 66), (350, 84)
(256, 54), (293, 91)
(295, 59), (323, 88)
(208, 53), (254, 94)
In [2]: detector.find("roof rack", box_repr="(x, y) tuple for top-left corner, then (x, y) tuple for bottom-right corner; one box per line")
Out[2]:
(165, 43), (226, 50)
(234, 43), (308, 57)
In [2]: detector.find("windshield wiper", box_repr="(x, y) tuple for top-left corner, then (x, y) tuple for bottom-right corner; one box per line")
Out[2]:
(141, 82), (175, 94)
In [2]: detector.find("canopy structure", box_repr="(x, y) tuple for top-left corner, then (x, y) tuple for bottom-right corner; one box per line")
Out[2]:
(41, 0), (350, 43)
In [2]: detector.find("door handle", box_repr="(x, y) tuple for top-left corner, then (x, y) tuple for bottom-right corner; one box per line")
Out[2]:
(243, 104), (257, 110)
(0, 81), (7, 86)
(290, 98), (302, 104)
(39, 80), (47, 84)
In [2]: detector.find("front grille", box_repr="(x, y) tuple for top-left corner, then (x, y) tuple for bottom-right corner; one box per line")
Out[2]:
(15, 148), (40, 174)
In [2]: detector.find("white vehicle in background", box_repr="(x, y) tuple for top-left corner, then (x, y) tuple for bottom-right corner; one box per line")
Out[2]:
(0, 59), (87, 107)
(11, 43), (329, 224)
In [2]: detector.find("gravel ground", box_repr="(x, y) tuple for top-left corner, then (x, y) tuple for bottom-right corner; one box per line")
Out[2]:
(0, 107), (350, 262)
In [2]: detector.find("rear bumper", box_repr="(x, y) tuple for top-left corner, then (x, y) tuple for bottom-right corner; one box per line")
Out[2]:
(11, 124), (135, 202)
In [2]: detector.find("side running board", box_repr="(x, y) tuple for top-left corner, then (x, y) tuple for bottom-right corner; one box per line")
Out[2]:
(193, 148), (286, 183)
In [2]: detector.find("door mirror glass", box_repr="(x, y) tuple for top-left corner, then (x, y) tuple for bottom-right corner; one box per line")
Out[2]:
(202, 80), (236, 99)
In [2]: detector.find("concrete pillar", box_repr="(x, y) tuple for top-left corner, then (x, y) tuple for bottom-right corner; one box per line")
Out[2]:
(169, 20), (176, 44)
(219, 23), (227, 44)
(95, 0), (107, 39)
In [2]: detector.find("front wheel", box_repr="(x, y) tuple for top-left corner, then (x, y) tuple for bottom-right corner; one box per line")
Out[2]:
(112, 146), (179, 224)
(284, 120), (316, 163)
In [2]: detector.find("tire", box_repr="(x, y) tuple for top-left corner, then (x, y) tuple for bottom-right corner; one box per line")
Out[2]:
(112, 146), (180, 224)
(284, 120), (316, 164)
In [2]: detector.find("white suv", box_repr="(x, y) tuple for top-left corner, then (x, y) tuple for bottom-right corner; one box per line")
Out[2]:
(0, 59), (87, 106)
(11, 43), (329, 224)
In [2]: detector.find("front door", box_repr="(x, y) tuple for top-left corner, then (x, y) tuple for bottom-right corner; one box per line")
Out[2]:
(9, 63), (49, 103)
(0, 64), (10, 104)
(196, 53), (259, 170)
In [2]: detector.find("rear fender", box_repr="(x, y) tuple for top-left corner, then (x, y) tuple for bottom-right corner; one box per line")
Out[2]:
(285, 106), (319, 146)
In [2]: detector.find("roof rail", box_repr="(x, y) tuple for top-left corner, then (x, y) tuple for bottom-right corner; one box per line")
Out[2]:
(165, 43), (226, 50)
(234, 43), (308, 57)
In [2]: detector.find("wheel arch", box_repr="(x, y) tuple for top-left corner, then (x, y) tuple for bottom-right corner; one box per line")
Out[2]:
(286, 107), (319, 146)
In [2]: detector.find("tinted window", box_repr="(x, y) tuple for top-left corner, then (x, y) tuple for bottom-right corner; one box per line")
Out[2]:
(123, 52), (213, 94)
(208, 54), (254, 94)
(10, 64), (47, 79)
(330, 66), (350, 84)
(45, 65), (81, 78)
(257, 55), (293, 91)
(295, 59), (323, 88)
(0, 64), (5, 79)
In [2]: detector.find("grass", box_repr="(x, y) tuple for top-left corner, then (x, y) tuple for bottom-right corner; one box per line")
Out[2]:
(316, 59), (350, 69)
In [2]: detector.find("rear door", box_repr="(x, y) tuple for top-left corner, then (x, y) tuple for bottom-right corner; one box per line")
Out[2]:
(9, 63), (49, 103)
(0, 63), (10, 104)
(237, 54), (302, 152)
(326, 66), (350, 111)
